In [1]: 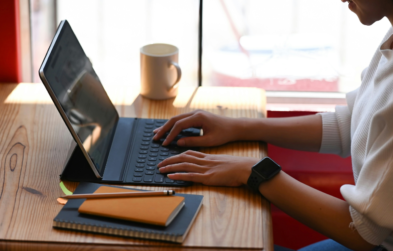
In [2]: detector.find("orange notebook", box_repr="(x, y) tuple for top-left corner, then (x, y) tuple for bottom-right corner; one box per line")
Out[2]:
(78, 186), (185, 226)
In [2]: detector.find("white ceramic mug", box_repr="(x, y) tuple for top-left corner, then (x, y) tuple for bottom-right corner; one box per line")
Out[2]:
(140, 43), (182, 100)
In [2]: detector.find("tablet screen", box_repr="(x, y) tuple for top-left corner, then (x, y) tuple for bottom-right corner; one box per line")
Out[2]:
(40, 21), (119, 175)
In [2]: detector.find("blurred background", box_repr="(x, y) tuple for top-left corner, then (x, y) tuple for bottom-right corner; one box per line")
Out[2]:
(31, 0), (391, 93)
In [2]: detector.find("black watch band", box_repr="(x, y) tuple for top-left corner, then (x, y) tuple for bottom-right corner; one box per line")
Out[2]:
(247, 157), (281, 192)
(247, 170), (267, 192)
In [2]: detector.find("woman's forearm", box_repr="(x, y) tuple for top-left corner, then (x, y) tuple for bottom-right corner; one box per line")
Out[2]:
(234, 115), (323, 152)
(258, 171), (375, 251)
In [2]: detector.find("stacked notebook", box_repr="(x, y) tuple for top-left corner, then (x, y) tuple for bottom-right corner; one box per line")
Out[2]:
(53, 182), (203, 243)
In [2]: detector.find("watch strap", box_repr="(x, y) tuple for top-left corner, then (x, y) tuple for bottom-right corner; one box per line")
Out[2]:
(247, 157), (281, 192)
(247, 170), (266, 192)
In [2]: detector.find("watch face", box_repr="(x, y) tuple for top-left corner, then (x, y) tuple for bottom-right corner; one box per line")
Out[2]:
(254, 157), (281, 179)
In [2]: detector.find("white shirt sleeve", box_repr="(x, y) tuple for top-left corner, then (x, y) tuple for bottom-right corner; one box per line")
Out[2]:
(340, 113), (393, 244)
(340, 91), (393, 244)
(319, 87), (393, 244)
(319, 88), (358, 157)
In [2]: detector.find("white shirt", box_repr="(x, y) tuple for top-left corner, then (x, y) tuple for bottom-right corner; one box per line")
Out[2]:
(319, 27), (393, 248)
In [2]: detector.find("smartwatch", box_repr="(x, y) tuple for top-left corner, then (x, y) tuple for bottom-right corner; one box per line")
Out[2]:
(247, 157), (281, 192)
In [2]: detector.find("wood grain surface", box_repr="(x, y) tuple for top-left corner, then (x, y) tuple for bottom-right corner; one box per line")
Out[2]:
(0, 83), (272, 251)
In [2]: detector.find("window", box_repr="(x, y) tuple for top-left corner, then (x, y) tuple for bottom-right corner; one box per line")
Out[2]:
(31, 0), (57, 83)
(31, 0), (391, 94)
(31, 0), (199, 89)
(202, 0), (390, 93)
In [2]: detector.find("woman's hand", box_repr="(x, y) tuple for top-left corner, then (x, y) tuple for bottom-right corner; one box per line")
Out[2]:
(153, 110), (242, 147)
(158, 150), (259, 187)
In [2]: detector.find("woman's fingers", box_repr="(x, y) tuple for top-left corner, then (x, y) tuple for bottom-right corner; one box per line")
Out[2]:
(153, 110), (233, 148)
(157, 151), (208, 184)
(152, 113), (190, 139)
(153, 126), (162, 133)
(183, 150), (206, 158)
(159, 162), (205, 174)
(162, 114), (203, 146)
(158, 152), (258, 187)
(158, 152), (206, 167)
(152, 110), (200, 140)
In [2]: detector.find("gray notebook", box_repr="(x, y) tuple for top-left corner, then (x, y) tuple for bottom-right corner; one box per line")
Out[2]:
(53, 182), (203, 243)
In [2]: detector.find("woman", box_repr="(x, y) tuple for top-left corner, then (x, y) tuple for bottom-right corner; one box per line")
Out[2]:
(154, 0), (393, 250)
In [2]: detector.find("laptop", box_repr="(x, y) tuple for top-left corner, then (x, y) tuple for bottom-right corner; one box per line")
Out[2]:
(39, 20), (199, 186)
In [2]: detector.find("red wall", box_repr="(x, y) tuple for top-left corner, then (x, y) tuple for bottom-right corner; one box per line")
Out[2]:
(0, 0), (21, 83)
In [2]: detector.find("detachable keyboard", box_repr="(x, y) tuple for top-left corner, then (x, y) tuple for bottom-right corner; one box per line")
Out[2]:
(124, 119), (200, 186)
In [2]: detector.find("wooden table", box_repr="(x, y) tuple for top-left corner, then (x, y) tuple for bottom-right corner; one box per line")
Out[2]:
(0, 83), (272, 250)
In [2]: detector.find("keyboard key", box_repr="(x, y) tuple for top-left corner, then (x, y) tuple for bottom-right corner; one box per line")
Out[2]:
(141, 141), (150, 145)
(150, 148), (159, 152)
(143, 133), (153, 137)
(138, 155), (147, 159)
(149, 153), (158, 157)
(151, 143), (160, 148)
(165, 177), (175, 183)
(182, 129), (192, 134)
(142, 137), (151, 141)
(137, 159), (146, 163)
(145, 120), (154, 125)
(133, 172), (143, 177)
(160, 152), (169, 156)
(145, 125), (154, 129)
(170, 141), (180, 146)
(145, 170), (154, 175)
(158, 156), (166, 160)
(183, 128), (198, 135)
(144, 129), (152, 133)
(154, 174), (164, 183)
(160, 148), (169, 152)
(148, 157), (157, 161)
(189, 128), (200, 134)
(146, 166), (155, 170)
(176, 180), (186, 184)
(144, 175), (154, 182)
(147, 162), (156, 166)
(135, 168), (144, 172)
(136, 163), (145, 167)
(139, 150), (148, 154)
(170, 150), (180, 154)
(140, 146), (149, 150)
(133, 177), (142, 182)
(156, 169), (161, 174)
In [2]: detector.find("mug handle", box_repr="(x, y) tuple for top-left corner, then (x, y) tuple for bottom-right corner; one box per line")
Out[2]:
(168, 61), (182, 90)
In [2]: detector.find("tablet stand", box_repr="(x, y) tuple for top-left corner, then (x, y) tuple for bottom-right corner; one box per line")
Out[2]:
(60, 143), (101, 182)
